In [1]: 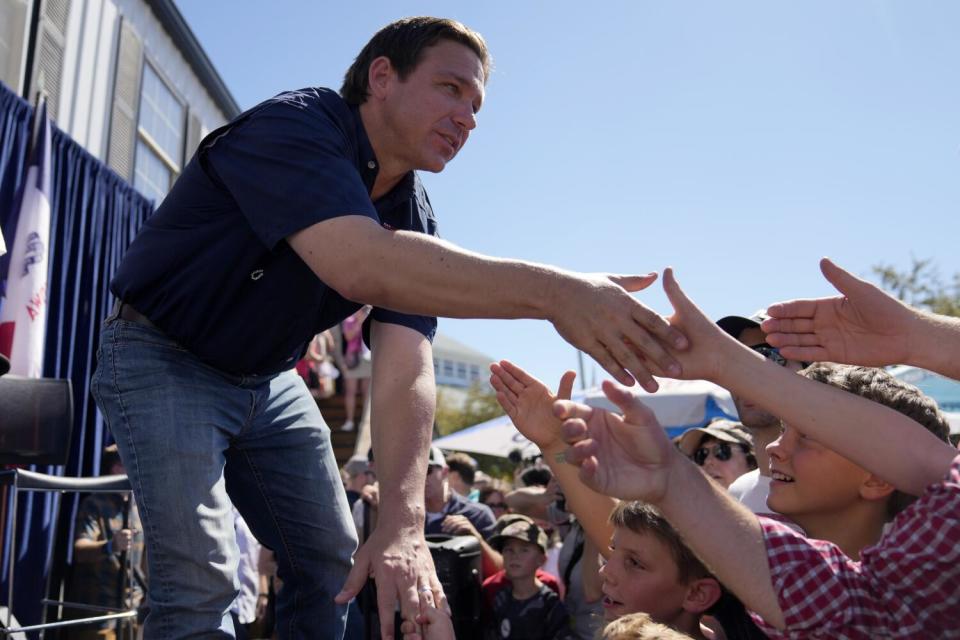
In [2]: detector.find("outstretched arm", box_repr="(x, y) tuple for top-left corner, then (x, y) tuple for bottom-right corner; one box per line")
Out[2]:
(763, 257), (960, 379)
(490, 361), (618, 554)
(555, 383), (785, 628)
(334, 321), (441, 640)
(290, 217), (688, 391)
(654, 268), (957, 496)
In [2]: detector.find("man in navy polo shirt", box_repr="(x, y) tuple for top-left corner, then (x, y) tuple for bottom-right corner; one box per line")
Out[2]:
(93, 17), (688, 639)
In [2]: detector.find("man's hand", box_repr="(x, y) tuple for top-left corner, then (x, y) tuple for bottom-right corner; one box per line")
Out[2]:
(336, 526), (445, 640)
(440, 514), (479, 538)
(548, 272), (688, 391)
(554, 381), (680, 504)
(762, 258), (918, 366)
(490, 361), (576, 449)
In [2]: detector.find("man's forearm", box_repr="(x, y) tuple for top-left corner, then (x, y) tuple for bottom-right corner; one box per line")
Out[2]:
(289, 216), (564, 320)
(656, 458), (785, 628)
(911, 312), (960, 380)
(369, 322), (436, 529)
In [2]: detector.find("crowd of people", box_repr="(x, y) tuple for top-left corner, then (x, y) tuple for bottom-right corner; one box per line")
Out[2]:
(74, 12), (959, 640)
(341, 259), (957, 640)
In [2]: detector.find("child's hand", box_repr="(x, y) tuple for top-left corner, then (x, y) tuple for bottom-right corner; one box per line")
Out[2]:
(399, 604), (456, 640)
(554, 381), (680, 504)
(490, 360), (576, 450)
(763, 257), (917, 367)
(646, 268), (738, 383)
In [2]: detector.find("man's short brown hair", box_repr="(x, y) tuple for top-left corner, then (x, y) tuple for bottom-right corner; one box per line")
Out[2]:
(800, 363), (951, 517)
(610, 501), (711, 584)
(341, 17), (490, 106)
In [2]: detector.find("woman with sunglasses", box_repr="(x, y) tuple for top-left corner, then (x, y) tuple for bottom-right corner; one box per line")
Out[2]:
(677, 420), (757, 489)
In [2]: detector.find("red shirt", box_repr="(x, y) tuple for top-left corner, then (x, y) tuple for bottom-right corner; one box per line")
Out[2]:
(751, 454), (960, 639)
(481, 569), (563, 613)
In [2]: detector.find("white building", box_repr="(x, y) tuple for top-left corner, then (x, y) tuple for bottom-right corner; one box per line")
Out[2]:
(432, 331), (494, 407)
(0, 0), (239, 204)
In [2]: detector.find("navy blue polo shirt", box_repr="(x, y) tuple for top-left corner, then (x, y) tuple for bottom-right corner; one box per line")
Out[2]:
(425, 492), (496, 540)
(110, 88), (438, 375)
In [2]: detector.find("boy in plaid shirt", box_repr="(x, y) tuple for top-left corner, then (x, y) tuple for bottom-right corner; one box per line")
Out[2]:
(554, 260), (960, 639)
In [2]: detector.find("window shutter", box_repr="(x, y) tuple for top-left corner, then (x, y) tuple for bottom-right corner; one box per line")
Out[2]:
(107, 18), (142, 180)
(31, 0), (71, 122)
(183, 109), (202, 165)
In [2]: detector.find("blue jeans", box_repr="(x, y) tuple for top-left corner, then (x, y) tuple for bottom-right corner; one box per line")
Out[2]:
(92, 317), (357, 638)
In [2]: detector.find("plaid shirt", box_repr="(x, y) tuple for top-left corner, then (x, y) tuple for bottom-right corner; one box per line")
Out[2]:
(750, 454), (960, 639)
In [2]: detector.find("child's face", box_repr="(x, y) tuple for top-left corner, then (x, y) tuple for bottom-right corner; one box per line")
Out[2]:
(766, 422), (871, 521)
(598, 526), (691, 624)
(501, 538), (545, 582)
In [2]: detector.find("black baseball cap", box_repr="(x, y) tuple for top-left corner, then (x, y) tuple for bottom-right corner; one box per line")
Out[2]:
(716, 310), (769, 340)
(0, 353), (9, 377)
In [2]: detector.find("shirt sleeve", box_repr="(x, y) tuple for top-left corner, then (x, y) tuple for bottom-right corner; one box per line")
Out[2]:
(204, 97), (378, 249)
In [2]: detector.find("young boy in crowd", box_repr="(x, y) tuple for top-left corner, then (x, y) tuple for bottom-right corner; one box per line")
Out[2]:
(766, 362), (949, 557)
(555, 261), (960, 638)
(485, 517), (573, 639)
(489, 364), (765, 639)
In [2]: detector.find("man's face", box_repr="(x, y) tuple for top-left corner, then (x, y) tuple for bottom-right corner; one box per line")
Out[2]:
(731, 327), (804, 430)
(692, 436), (753, 489)
(501, 538), (544, 582)
(598, 527), (691, 624)
(379, 40), (485, 174)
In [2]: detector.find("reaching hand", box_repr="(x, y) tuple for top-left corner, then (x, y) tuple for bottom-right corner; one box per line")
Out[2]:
(553, 380), (679, 504)
(650, 268), (740, 382)
(490, 360), (576, 449)
(763, 258), (917, 366)
(399, 605), (456, 640)
(335, 526), (446, 640)
(548, 272), (688, 391)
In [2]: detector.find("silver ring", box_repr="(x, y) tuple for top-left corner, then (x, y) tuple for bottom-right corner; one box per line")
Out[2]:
(419, 587), (433, 594)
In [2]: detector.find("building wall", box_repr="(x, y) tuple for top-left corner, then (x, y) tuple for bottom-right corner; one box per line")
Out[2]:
(56, 0), (226, 160)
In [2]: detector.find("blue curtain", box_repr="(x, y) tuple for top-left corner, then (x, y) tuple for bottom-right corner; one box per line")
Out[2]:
(0, 81), (154, 627)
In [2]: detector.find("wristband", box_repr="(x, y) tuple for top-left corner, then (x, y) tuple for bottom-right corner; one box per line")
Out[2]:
(105, 539), (113, 555)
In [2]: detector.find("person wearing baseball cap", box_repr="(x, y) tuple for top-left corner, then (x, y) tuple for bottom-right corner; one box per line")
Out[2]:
(677, 420), (757, 489)
(486, 516), (573, 639)
(716, 310), (807, 515)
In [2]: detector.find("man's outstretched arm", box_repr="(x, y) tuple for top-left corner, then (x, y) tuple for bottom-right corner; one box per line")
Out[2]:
(334, 320), (440, 640)
(288, 216), (687, 391)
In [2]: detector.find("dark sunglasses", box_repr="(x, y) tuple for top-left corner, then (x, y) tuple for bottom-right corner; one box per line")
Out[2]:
(485, 502), (507, 510)
(693, 442), (736, 465)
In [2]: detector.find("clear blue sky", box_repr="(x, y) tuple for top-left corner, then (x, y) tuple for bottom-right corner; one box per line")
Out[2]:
(176, 1), (960, 388)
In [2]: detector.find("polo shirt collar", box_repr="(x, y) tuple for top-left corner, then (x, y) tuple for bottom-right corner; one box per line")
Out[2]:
(350, 103), (416, 204)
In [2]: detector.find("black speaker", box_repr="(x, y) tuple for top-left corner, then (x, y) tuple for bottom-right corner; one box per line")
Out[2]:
(0, 375), (73, 465)
(426, 534), (481, 640)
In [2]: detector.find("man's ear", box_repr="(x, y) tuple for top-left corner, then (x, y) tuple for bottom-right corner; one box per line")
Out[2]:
(367, 56), (396, 101)
(682, 577), (722, 614)
(860, 474), (896, 502)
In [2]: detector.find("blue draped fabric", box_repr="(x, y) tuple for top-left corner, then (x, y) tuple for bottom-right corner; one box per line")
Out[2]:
(0, 81), (154, 626)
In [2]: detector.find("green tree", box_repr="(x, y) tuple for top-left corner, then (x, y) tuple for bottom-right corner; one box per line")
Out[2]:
(434, 382), (505, 436)
(872, 258), (960, 317)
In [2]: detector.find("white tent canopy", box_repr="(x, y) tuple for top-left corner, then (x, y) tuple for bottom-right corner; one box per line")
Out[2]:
(433, 378), (737, 459)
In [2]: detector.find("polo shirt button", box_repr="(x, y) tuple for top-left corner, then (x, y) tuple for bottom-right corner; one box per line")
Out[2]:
(367, 160), (376, 169)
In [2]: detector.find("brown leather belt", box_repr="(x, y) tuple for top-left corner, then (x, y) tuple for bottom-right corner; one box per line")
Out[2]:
(116, 302), (158, 330)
